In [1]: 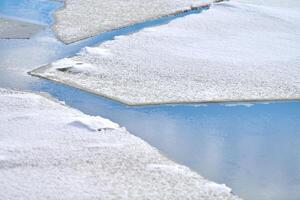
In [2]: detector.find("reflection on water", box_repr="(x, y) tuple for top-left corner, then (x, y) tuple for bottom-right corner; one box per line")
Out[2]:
(0, 0), (300, 200)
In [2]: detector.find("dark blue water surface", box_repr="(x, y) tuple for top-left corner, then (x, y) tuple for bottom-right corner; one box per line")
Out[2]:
(0, 1), (299, 200)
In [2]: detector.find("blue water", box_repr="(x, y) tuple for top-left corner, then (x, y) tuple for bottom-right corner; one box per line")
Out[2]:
(0, 1), (300, 199)
(0, 0), (61, 24)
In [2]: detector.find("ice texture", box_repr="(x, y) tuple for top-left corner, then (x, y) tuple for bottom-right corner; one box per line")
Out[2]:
(52, 0), (214, 44)
(32, 1), (300, 105)
(236, 0), (300, 8)
(0, 88), (240, 200)
(0, 17), (44, 39)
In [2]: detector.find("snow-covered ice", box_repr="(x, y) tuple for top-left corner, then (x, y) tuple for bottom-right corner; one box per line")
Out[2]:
(0, 17), (44, 39)
(236, 0), (300, 8)
(52, 0), (215, 44)
(0, 88), (240, 199)
(32, 1), (300, 105)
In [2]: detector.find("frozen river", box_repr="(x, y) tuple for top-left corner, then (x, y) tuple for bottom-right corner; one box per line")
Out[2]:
(0, 0), (300, 199)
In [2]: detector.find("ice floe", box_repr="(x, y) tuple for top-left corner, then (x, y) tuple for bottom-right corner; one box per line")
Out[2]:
(0, 88), (240, 199)
(32, 1), (300, 105)
(52, 0), (215, 43)
(0, 17), (44, 39)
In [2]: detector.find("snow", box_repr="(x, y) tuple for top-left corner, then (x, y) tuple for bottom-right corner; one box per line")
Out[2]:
(0, 17), (44, 39)
(32, 1), (300, 105)
(82, 46), (113, 57)
(49, 57), (97, 74)
(0, 88), (240, 200)
(52, 0), (215, 44)
(235, 0), (300, 8)
(69, 116), (121, 131)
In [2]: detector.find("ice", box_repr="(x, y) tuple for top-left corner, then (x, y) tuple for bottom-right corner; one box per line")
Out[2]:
(0, 17), (44, 39)
(0, 88), (240, 199)
(235, 0), (300, 8)
(32, 1), (300, 105)
(52, 0), (214, 44)
(81, 47), (113, 57)
(49, 57), (97, 74)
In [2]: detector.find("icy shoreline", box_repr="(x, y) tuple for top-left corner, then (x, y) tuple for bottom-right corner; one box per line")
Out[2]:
(32, 1), (300, 105)
(0, 88), (240, 199)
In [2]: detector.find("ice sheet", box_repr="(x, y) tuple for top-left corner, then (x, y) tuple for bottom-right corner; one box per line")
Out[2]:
(0, 88), (240, 199)
(235, 0), (300, 8)
(0, 17), (44, 39)
(32, 1), (300, 105)
(52, 0), (214, 43)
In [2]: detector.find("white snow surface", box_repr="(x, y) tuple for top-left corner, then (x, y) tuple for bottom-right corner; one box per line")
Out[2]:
(0, 88), (240, 200)
(236, 0), (300, 8)
(52, 0), (214, 44)
(32, 1), (300, 105)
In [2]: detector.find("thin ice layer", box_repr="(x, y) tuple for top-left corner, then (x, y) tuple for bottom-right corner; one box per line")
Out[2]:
(0, 17), (44, 39)
(0, 88), (240, 200)
(32, 1), (300, 105)
(52, 0), (213, 44)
